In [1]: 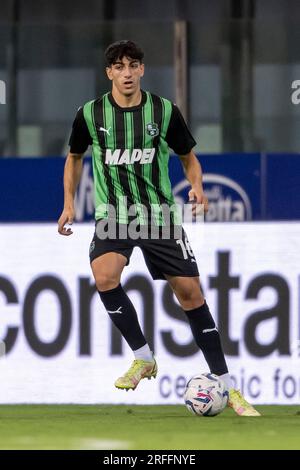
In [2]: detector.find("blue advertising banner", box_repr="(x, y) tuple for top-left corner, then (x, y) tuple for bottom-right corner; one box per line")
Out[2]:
(0, 158), (65, 222)
(168, 153), (261, 222)
(265, 154), (300, 220)
(0, 153), (299, 222)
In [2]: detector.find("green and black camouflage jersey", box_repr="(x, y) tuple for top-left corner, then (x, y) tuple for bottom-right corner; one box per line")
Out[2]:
(69, 90), (196, 225)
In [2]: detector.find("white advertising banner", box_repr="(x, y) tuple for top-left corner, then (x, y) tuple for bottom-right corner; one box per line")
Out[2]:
(0, 223), (299, 404)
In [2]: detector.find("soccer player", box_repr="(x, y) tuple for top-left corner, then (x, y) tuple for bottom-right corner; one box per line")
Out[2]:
(58, 40), (260, 417)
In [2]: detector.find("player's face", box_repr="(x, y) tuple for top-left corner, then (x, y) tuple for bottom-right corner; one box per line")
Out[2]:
(106, 57), (144, 96)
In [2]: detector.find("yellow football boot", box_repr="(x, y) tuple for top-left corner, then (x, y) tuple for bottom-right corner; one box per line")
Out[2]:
(228, 389), (261, 416)
(115, 358), (157, 391)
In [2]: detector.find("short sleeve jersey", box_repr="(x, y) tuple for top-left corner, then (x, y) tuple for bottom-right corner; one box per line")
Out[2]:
(69, 90), (196, 225)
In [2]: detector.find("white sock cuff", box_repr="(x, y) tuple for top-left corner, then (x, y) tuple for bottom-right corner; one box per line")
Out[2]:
(133, 343), (153, 361)
(219, 373), (233, 390)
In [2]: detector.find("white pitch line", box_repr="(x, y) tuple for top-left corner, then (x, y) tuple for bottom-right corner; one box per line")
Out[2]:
(77, 438), (131, 450)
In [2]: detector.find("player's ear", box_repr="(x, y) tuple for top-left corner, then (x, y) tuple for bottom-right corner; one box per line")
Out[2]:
(140, 63), (145, 78)
(106, 66), (113, 81)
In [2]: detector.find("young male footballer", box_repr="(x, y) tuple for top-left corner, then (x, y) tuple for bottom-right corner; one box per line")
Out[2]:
(58, 40), (260, 416)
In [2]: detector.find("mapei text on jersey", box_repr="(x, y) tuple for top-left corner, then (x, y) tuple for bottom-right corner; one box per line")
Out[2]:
(105, 148), (155, 165)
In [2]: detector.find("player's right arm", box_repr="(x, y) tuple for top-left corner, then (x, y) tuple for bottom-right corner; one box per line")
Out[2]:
(58, 152), (83, 236)
(58, 106), (92, 236)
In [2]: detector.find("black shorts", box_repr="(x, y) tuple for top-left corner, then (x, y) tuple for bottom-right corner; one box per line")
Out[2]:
(89, 221), (199, 281)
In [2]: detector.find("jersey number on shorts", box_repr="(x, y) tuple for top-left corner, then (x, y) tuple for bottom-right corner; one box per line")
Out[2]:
(176, 237), (196, 262)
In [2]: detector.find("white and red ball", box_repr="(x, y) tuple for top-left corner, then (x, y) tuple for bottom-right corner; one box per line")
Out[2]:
(184, 373), (229, 417)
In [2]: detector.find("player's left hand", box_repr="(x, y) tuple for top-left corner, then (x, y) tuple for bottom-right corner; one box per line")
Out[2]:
(188, 185), (209, 216)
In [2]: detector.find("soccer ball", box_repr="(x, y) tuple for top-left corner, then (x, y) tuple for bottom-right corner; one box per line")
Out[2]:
(184, 373), (229, 417)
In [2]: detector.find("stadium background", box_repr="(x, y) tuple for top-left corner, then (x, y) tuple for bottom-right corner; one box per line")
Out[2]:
(0, 0), (300, 450)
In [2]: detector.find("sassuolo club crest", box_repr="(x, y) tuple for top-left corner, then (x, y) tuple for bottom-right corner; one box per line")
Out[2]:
(146, 122), (159, 137)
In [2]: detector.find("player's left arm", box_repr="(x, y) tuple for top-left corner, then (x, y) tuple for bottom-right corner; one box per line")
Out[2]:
(179, 151), (209, 214)
(165, 103), (208, 214)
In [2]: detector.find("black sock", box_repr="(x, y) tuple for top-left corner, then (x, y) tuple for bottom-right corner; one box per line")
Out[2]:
(184, 301), (228, 376)
(98, 284), (147, 351)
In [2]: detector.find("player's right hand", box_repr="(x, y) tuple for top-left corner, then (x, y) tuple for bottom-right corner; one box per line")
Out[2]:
(58, 208), (75, 236)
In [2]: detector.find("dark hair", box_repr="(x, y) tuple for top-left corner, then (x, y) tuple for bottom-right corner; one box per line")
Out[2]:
(104, 40), (144, 66)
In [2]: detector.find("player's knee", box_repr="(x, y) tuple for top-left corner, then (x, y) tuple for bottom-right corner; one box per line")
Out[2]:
(176, 281), (204, 308)
(95, 272), (120, 291)
(179, 291), (203, 307)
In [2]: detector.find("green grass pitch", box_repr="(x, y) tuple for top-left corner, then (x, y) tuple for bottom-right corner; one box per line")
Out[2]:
(0, 405), (299, 450)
